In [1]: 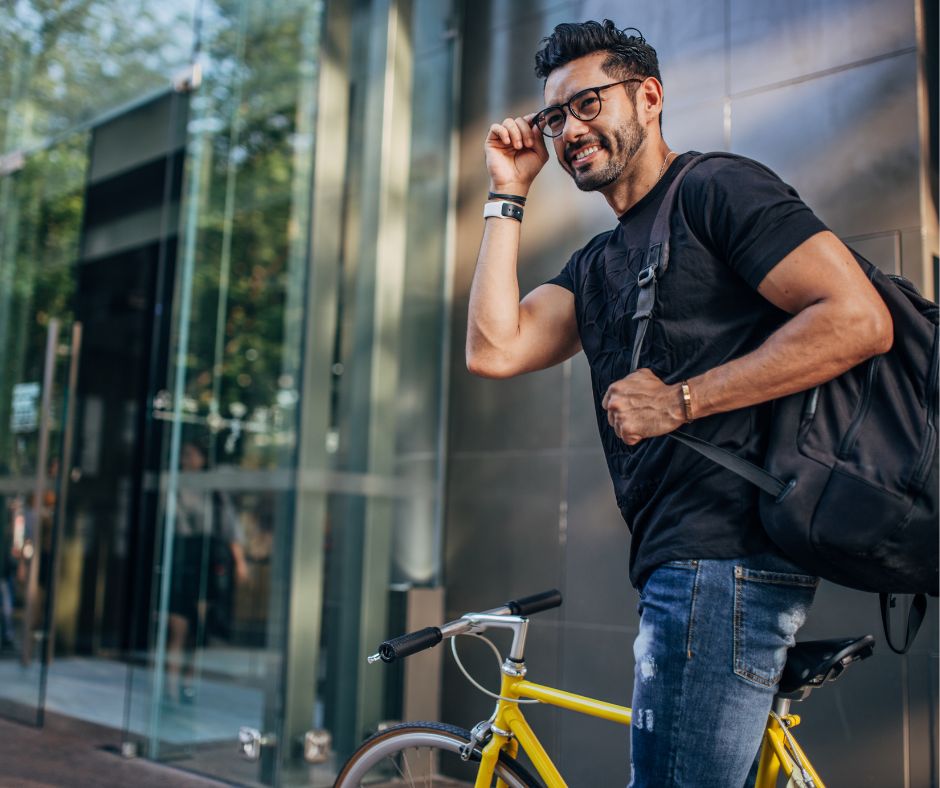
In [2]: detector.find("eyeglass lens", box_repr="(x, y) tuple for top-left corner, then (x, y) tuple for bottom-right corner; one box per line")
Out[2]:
(538, 88), (602, 137)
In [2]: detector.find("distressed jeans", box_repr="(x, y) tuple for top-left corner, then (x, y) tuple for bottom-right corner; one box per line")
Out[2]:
(628, 554), (818, 788)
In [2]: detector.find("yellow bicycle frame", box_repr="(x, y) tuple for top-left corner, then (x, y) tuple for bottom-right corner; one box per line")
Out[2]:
(472, 669), (824, 788)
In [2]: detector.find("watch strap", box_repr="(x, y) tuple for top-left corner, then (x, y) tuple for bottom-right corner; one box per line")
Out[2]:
(483, 201), (524, 221)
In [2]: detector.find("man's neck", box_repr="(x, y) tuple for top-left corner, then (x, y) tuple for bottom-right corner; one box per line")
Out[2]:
(602, 142), (674, 216)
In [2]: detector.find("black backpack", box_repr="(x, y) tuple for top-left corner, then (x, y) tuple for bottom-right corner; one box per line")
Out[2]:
(631, 152), (939, 652)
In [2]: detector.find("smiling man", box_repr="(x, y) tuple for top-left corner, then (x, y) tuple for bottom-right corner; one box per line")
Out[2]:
(466, 20), (892, 788)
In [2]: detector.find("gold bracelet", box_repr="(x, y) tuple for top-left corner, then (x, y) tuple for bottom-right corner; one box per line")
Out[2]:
(680, 381), (694, 423)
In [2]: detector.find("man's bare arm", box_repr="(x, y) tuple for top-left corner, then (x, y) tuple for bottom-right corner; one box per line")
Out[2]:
(603, 231), (893, 443)
(466, 113), (581, 378)
(467, 219), (581, 377)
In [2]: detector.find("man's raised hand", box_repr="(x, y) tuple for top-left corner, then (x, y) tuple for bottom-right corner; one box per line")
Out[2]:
(484, 114), (549, 194)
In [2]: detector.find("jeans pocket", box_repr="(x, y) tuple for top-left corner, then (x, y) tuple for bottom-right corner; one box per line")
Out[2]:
(732, 566), (818, 688)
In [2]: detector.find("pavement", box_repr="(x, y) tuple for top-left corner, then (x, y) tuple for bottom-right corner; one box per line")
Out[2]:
(0, 714), (231, 788)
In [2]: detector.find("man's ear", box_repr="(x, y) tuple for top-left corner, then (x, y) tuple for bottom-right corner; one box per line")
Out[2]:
(635, 77), (664, 125)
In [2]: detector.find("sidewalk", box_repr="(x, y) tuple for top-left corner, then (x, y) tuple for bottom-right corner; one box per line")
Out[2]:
(0, 715), (230, 788)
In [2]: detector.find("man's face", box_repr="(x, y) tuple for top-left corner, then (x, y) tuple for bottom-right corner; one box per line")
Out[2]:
(542, 51), (646, 192)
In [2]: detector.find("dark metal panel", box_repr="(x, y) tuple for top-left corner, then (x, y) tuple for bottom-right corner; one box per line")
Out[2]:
(794, 582), (907, 785)
(556, 623), (633, 786)
(662, 97), (727, 157)
(441, 433), (564, 768)
(845, 232), (902, 275)
(449, 362), (567, 453)
(568, 353), (600, 450)
(729, 0), (916, 95)
(732, 53), (920, 239)
(556, 444), (636, 784)
(487, 0), (577, 33)
(443, 454), (564, 616)
(563, 445), (632, 627)
(459, 1), (577, 118)
(906, 610), (939, 788)
(900, 228), (928, 292)
(579, 0), (726, 107)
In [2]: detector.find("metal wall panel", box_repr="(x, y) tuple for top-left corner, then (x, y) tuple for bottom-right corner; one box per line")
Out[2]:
(907, 631), (940, 788)
(580, 0), (726, 108)
(563, 445), (631, 627)
(448, 364), (567, 452)
(732, 52), (920, 239)
(663, 97), (728, 156)
(555, 622), (633, 785)
(795, 582), (908, 785)
(557, 444), (635, 785)
(729, 0), (916, 94)
(567, 354), (601, 450)
(443, 453), (564, 616)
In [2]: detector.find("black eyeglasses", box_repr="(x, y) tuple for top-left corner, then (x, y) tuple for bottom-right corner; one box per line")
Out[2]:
(533, 79), (643, 138)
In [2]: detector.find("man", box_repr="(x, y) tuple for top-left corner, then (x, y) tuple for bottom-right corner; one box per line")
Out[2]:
(466, 20), (892, 787)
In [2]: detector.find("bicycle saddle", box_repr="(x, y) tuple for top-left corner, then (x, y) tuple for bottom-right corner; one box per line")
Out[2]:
(777, 635), (875, 700)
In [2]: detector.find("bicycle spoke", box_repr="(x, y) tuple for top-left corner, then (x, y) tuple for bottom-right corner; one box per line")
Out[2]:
(401, 746), (417, 786)
(386, 748), (408, 784)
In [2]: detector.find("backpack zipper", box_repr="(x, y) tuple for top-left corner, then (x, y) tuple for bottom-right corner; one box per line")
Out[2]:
(837, 355), (881, 460)
(797, 387), (820, 441)
(910, 328), (939, 489)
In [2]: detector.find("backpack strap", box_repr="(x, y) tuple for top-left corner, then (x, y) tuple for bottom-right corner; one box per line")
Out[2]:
(630, 152), (792, 499)
(667, 430), (790, 500)
(880, 592), (927, 655)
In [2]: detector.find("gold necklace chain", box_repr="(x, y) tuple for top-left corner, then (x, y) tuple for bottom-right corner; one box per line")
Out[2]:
(657, 150), (675, 180)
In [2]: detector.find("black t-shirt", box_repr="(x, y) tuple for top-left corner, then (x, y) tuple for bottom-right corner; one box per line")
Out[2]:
(549, 152), (828, 587)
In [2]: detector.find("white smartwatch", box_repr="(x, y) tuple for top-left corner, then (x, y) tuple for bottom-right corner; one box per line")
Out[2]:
(483, 200), (524, 222)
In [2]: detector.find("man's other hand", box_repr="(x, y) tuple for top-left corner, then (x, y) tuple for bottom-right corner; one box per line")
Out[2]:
(485, 114), (549, 194)
(602, 369), (685, 445)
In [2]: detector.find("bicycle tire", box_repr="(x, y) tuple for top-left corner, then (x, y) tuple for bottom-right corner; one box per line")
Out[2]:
(333, 721), (542, 787)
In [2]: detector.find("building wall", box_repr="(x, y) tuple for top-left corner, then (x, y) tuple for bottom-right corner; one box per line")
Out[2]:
(444, 1), (938, 785)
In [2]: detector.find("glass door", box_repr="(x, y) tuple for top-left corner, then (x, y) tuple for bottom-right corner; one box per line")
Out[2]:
(125, 3), (328, 784)
(0, 135), (87, 726)
(42, 89), (188, 741)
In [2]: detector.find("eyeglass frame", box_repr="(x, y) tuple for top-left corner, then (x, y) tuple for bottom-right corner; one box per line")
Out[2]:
(532, 78), (644, 138)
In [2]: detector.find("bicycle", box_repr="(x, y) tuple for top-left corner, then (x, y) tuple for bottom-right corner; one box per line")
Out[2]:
(334, 589), (875, 787)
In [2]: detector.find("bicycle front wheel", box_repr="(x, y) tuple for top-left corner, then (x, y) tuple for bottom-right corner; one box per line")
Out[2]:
(333, 721), (541, 787)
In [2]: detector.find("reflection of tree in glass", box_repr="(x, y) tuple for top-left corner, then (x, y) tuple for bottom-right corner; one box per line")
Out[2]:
(0, 140), (83, 469)
(181, 5), (317, 470)
(2, 0), (320, 472)
(1, 0), (195, 154)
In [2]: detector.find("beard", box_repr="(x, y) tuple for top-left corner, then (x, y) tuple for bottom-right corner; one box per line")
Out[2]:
(568, 114), (646, 192)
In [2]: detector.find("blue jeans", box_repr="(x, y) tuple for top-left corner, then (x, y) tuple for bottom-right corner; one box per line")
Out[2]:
(629, 554), (817, 787)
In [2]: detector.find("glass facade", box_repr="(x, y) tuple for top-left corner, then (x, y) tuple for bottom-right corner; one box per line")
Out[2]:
(0, 0), (459, 784)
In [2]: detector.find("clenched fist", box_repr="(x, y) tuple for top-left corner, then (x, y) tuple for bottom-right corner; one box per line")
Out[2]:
(602, 368), (686, 445)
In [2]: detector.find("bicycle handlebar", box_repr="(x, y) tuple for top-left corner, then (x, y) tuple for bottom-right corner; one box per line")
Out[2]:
(368, 589), (563, 664)
(506, 588), (563, 617)
(377, 626), (443, 663)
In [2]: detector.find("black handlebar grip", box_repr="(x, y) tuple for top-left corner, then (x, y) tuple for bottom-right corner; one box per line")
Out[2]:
(378, 626), (443, 663)
(506, 589), (563, 617)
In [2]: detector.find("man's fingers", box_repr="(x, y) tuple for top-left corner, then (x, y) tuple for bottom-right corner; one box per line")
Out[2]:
(501, 117), (524, 149)
(488, 122), (512, 147)
(513, 116), (535, 148)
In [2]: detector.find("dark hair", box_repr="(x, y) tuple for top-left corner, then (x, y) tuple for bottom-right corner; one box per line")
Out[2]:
(534, 20), (661, 85)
